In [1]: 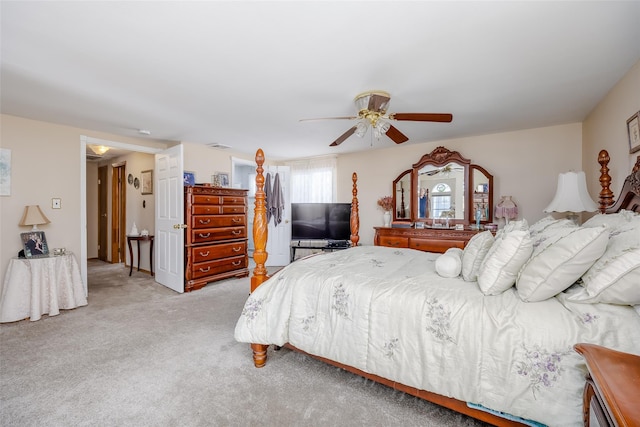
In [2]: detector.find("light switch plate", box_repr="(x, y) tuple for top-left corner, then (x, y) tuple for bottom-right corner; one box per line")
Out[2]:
(52, 198), (61, 209)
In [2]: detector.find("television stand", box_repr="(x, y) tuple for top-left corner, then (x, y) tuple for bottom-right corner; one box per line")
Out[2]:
(290, 240), (350, 262)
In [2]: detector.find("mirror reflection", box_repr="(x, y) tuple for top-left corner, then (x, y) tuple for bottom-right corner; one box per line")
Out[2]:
(394, 170), (411, 219)
(470, 165), (493, 224)
(417, 163), (465, 221)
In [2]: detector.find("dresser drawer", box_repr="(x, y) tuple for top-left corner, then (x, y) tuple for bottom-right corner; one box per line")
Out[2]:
(378, 236), (409, 248)
(191, 205), (248, 215)
(410, 238), (465, 253)
(190, 226), (247, 243)
(191, 215), (246, 229)
(192, 195), (224, 205)
(189, 241), (247, 263)
(190, 255), (247, 279)
(221, 195), (246, 206)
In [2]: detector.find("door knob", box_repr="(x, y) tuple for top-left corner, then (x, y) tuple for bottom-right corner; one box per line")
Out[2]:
(173, 224), (187, 229)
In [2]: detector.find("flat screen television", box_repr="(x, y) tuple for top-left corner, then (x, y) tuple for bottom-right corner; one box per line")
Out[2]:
(291, 203), (351, 242)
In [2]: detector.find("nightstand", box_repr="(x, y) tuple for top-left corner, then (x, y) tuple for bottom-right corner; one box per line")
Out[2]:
(574, 343), (640, 427)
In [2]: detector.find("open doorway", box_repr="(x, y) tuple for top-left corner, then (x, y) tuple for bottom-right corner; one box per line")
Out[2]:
(80, 136), (163, 293)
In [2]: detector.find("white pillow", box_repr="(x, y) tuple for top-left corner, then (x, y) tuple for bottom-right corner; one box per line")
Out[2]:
(529, 215), (575, 236)
(582, 210), (639, 230)
(516, 226), (609, 302)
(477, 229), (533, 295)
(568, 218), (640, 305)
(461, 231), (494, 282)
(435, 249), (462, 278)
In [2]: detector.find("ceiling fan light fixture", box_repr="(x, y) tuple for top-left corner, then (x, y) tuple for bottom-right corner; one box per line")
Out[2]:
(377, 120), (391, 134)
(355, 121), (368, 138)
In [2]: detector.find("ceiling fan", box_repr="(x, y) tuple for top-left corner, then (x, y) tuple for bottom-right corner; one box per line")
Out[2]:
(301, 90), (453, 147)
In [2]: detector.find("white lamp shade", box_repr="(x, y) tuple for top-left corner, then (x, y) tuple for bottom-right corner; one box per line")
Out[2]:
(19, 205), (51, 230)
(544, 171), (598, 213)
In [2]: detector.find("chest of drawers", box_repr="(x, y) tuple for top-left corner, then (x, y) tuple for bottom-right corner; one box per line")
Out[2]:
(184, 186), (249, 291)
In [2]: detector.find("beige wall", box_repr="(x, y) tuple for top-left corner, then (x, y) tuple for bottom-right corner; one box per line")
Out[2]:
(337, 123), (583, 245)
(0, 114), (170, 289)
(583, 59), (640, 197)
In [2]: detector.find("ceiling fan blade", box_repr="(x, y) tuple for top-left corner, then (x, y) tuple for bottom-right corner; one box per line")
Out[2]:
(390, 113), (453, 122)
(330, 126), (357, 147)
(385, 125), (409, 144)
(300, 116), (357, 122)
(368, 93), (391, 112)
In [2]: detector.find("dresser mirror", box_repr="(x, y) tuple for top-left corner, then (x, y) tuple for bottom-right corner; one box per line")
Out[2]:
(392, 146), (493, 225)
(394, 170), (412, 220)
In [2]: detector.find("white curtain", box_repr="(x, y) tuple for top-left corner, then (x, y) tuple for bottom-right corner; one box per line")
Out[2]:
(286, 156), (336, 203)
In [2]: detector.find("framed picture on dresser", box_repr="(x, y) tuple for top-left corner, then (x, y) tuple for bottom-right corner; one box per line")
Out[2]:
(21, 231), (49, 258)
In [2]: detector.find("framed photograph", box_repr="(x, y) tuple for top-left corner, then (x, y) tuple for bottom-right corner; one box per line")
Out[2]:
(21, 231), (49, 258)
(183, 171), (195, 186)
(141, 169), (153, 195)
(628, 112), (640, 154)
(212, 172), (229, 187)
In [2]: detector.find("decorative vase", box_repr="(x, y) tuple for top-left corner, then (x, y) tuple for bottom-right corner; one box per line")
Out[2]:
(383, 211), (392, 227)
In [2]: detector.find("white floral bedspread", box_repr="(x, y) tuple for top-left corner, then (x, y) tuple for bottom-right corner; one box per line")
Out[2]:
(234, 246), (640, 426)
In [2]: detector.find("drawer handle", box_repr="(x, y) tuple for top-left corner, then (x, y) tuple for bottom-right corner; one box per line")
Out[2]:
(232, 218), (241, 223)
(231, 230), (242, 235)
(198, 233), (211, 238)
(199, 251), (210, 257)
(199, 267), (211, 273)
(232, 260), (241, 266)
(232, 246), (241, 252)
(205, 198), (211, 202)
(199, 219), (211, 224)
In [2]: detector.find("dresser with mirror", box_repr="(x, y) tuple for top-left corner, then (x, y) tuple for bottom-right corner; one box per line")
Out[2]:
(375, 146), (494, 253)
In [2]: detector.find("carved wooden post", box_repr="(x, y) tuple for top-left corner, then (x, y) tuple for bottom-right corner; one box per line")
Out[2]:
(598, 150), (614, 213)
(251, 148), (269, 368)
(350, 172), (360, 246)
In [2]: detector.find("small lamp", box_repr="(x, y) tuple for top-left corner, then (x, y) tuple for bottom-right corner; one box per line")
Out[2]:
(544, 171), (598, 224)
(19, 205), (51, 230)
(495, 196), (518, 225)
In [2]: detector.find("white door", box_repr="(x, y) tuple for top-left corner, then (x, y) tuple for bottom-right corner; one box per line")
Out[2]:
(265, 165), (291, 266)
(155, 145), (184, 293)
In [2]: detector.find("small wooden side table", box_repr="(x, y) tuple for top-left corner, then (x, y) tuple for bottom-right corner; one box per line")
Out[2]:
(574, 343), (640, 427)
(127, 235), (154, 276)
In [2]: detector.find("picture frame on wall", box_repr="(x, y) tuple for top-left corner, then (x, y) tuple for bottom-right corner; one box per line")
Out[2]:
(628, 111), (640, 154)
(141, 169), (153, 194)
(212, 172), (229, 187)
(183, 171), (195, 186)
(21, 231), (49, 258)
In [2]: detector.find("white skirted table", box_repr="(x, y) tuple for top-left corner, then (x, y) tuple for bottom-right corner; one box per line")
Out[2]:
(0, 253), (87, 323)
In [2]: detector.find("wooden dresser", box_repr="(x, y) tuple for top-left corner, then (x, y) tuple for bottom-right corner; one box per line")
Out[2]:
(574, 343), (640, 427)
(184, 186), (249, 292)
(374, 226), (485, 253)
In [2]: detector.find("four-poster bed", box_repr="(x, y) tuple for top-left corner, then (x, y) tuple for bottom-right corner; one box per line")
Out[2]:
(236, 148), (640, 426)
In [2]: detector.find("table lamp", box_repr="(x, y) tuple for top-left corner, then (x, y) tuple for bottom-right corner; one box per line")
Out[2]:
(495, 196), (518, 225)
(544, 171), (598, 224)
(19, 205), (51, 230)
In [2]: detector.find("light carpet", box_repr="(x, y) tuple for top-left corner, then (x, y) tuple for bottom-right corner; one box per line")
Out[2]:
(0, 260), (489, 427)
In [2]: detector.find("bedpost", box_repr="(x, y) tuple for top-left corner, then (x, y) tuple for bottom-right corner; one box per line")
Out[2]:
(251, 148), (269, 368)
(598, 150), (614, 213)
(350, 172), (360, 246)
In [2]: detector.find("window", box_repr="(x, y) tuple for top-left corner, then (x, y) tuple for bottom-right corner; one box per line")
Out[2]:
(431, 183), (452, 219)
(287, 156), (336, 203)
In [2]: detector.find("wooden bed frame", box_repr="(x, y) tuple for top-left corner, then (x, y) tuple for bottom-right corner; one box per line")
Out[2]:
(247, 148), (640, 426)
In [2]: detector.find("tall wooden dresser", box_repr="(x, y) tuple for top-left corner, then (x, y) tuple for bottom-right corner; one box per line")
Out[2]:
(184, 185), (249, 292)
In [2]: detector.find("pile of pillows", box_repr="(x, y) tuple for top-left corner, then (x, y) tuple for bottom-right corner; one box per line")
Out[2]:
(434, 210), (640, 305)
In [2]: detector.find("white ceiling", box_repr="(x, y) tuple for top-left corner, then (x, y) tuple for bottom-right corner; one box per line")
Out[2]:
(2, 1), (639, 161)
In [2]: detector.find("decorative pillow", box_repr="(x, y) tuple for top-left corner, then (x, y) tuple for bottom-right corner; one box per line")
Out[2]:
(582, 209), (639, 231)
(435, 249), (463, 278)
(516, 226), (609, 302)
(477, 229), (533, 295)
(568, 218), (640, 305)
(528, 215), (575, 237)
(461, 231), (494, 282)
